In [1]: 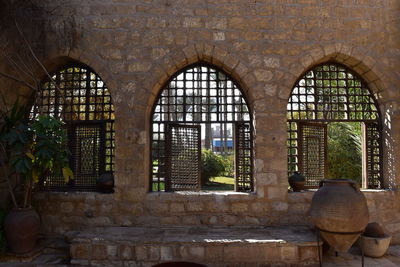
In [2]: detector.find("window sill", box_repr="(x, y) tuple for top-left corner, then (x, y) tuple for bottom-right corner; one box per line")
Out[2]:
(288, 189), (390, 194)
(146, 191), (257, 200)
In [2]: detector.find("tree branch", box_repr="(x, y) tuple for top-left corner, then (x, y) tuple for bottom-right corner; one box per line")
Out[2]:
(0, 71), (36, 91)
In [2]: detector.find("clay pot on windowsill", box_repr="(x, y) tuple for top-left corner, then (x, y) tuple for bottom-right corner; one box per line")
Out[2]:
(4, 207), (40, 254)
(97, 173), (114, 193)
(289, 172), (305, 192)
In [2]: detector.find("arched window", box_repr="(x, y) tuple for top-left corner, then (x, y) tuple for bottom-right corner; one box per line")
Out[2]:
(287, 63), (382, 188)
(151, 64), (253, 192)
(31, 66), (115, 191)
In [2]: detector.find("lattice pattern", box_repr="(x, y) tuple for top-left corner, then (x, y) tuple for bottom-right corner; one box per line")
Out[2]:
(299, 123), (326, 187)
(166, 124), (201, 191)
(287, 63), (382, 188)
(235, 123), (253, 191)
(287, 64), (379, 122)
(151, 64), (253, 192)
(31, 66), (115, 191)
(366, 122), (382, 188)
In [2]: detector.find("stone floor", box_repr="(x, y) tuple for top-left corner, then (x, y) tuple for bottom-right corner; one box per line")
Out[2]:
(1, 238), (400, 266)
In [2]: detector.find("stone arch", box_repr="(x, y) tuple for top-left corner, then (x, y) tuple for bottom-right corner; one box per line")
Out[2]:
(146, 44), (255, 120)
(31, 57), (116, 192)
(147, 61), (255, 192)
(283, 48), (387, 106)
(40, 53), (117, 99)
(144, 45), (256, 190)
(286, 61), (384, 189)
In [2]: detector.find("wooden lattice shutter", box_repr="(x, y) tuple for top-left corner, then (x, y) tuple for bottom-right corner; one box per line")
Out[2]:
(235, 122), (253, 192)
(298, 122), (327, 188)
(365, 122), (382, 188)
(69, 123), (105, 190)
(166, 124), (201, 191)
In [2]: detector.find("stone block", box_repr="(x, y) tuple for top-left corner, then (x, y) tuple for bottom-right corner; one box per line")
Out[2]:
(281, 246), (298, 261)
(186, 202), (204, 212)
(267, 187), (288, 201)
(231, 203), (248, 213)
(299, 246), (319, 261)
(160, 246), (173, 261)
(135, 246), (147, 261)
(183, 17), (202, 28)
(119, 245), (133, 260)
(92, 244), (107, 260)
(107, 245), (118, 259)
(71, 244), (92, 260)
(254, 69), (273, 82)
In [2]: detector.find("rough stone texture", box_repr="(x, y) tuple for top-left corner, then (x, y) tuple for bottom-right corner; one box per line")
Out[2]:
(69, 226), (322, 266)
(0, 0), (399, 249)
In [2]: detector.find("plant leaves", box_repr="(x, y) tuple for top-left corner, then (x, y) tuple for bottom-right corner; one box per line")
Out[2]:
(62, 167), (74, 183)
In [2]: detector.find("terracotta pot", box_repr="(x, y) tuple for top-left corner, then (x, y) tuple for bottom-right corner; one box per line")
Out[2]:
(4, 207), (40, 254)
(289, 172), (305, 192)
(97, 173), (114, 193)
(357, 235), (392, 258)
(310, 179), (369, 252)
(364, 222), (385, 238)
(290, 181), (305, 192)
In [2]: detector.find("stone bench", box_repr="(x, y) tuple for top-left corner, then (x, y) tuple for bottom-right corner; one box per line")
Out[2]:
(70, 226), (322, 266)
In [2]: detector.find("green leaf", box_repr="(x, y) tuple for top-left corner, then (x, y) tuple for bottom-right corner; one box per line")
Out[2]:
(62, 167), (74, 183)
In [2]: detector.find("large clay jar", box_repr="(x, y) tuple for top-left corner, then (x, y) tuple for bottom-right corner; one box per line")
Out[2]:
(310, 179), (369, 252)
(4, 207), (40, 254)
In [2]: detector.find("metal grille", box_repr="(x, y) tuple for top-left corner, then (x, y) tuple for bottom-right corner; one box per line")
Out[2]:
(287, 63), (382, 188)
(151, 64), (253, 192)
(31, 66), (115, 191)
(166, 124), (201, 191)
(365, 122), (382, 188)
(235, 122), (253, 191)
(298, 123), (327, 187)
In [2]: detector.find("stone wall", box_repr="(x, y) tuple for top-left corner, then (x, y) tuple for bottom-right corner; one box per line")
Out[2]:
(35, 190), (400, 243)
(1, 0), (399, 244)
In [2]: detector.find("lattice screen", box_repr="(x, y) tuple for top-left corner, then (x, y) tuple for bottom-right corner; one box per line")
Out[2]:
(235, 122), (253, 192)
(287, 63), (382, 188)
(365, 122), (382, 188)
(31, 66), (115, 191)
(298, 123), (327, 187)
(151, 64), (253, 192)
(166, 124), (201, 191)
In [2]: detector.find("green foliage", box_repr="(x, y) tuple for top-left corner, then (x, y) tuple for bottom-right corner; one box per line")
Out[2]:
(201, 149), (226, 183)
(30, 116), (73, 183)
(327, 122), (362, 184)
(0, 99), (74, 208)
(222, 154), (234, 177)
(2, 114), (73, 184)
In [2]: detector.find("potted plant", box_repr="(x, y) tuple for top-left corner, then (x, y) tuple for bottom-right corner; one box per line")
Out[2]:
(288, 171), (305, 192)
(0, 101), (73, 254)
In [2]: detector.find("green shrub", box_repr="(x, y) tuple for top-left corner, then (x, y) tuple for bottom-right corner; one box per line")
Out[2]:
(201, 149), (226, 184)
(327, 122), (362, 184)
(222, 154), (234, 177)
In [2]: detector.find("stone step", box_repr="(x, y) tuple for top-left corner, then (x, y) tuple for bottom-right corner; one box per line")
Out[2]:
(70, 226), (322, 266)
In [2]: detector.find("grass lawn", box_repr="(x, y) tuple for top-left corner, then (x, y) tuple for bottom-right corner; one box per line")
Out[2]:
(152, 176), (235, 191)
(202, 176), (234, 191)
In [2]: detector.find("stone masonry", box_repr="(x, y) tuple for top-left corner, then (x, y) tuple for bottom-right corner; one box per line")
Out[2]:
(0, 0), (399, 247)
